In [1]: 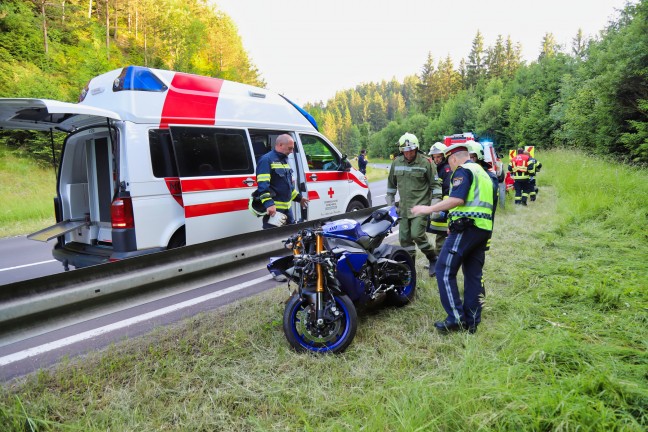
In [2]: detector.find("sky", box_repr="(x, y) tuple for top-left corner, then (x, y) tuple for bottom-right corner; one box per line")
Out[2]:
(213, 0), (630, 106)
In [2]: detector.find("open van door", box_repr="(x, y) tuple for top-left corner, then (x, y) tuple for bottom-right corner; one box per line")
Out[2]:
(0, 98), (121, 132)
(0, 99), (122, 267)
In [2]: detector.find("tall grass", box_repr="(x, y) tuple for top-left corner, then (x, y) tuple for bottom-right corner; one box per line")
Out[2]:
(0, 147), (57, 237)
(0, 149), (646, 431)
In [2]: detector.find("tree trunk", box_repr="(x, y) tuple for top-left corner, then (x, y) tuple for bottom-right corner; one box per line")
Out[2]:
(61, 1), (66, 23)
(88, 0), (92, 19)
(106, 0), (110, 58)
(41, 2), (48, 56)
(114, 0), (118, 40)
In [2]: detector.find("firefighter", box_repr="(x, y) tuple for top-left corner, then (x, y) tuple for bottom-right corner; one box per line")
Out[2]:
(527, 153), (542, 201)
(427, 142), (452, 253)
(411, 143), (495, 334)
(255, 134), (309, 229)
(386, 133), (440, 276)
(508, 147), (535, 206)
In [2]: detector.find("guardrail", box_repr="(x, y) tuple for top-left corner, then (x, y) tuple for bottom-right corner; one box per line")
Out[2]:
(0, 206), (383, 328)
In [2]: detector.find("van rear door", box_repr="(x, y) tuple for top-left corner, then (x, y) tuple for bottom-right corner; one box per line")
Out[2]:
(0, 99), (121, 253)
(0, 98), (121, 132)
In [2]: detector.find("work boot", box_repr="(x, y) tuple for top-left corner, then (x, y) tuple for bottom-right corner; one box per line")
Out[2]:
(428, 258), (437, 277)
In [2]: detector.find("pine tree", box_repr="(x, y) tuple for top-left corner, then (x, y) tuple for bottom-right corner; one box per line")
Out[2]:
(466, 30), (486, 87)
(571, 28), (587, 59)
(417, 52), (436, 113)
(539, 32), (560, 60)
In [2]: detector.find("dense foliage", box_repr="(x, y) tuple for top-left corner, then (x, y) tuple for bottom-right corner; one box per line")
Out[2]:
(311, 1), (648, 163)
(0, 0), (264, 163)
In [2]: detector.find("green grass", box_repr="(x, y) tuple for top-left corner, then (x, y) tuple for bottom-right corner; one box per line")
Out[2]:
(0, 147), (57, 237)
(1, 149), (647, 430)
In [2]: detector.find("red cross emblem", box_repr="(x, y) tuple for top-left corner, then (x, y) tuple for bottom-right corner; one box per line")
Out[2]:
(328, 187), (335, 198)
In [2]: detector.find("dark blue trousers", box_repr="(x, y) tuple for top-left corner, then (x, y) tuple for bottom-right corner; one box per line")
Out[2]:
(434, 225), (491, 327)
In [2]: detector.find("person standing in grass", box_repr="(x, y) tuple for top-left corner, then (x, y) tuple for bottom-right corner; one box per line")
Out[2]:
(411, 143), (494, 334)
(386, 133), (440, 276)
(427, 142), (452, 254)
(508, 147), (535, 206)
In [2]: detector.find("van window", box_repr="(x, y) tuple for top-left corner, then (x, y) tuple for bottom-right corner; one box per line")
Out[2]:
(169, 127), (253, 177)
(300, 134), (340, 171)
(149, 129), (178, 178)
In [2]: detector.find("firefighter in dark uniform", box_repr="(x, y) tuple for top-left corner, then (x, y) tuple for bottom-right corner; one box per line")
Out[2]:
(427, 142), (452, 254)
(386, 133), (441, 276)
(527, 153), (542, 201)
(411, 143), (494, 334)
(255, 134), (309, 229)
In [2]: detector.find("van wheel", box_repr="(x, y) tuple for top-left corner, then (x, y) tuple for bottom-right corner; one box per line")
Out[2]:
(345, 199), (365, 213)
(167, 228), (186, 249)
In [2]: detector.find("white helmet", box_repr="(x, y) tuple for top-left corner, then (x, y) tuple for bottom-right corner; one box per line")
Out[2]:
(398, 133), (419, 152)
(428, 142), (447, 156)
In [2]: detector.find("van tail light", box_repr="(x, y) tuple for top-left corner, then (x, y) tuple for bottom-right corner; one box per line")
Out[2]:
(111, 197), (134, 229)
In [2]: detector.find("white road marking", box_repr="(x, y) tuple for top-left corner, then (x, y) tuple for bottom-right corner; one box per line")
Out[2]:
(0, 260), (57, 272)
(0, 274), (273, 366)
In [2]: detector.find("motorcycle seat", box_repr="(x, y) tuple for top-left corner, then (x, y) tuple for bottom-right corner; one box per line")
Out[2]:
(360, 219), (392, 239)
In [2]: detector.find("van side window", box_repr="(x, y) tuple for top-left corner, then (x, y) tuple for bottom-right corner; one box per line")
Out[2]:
(149, 129), (178, 178)
(169, 127), (252, 177)
(300, 134), (340, 171)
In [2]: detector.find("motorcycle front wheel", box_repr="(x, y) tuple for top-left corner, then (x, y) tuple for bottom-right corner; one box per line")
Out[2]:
(386, 249), (417, 307)
(283, 293), (357, 354)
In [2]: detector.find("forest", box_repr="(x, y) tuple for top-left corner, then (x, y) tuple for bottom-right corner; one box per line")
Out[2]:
(306, 0), (648, 163)
(0, 0), (647, 164)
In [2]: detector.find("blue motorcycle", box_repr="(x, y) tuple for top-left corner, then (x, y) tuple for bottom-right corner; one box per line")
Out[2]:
(268, 207), (416, 353)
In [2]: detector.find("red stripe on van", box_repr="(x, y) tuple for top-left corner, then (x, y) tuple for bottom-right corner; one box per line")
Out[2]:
(185, 199), (249, 218)
(181, 176), (256, 193)
(160, 73), (224, 128)
(308, 191), (320, 200)
(306, 171), (369, 189)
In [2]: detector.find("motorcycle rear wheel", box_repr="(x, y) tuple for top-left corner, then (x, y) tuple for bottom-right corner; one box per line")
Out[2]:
(283, 293), (357, 354)
(386, 249), (417, 307)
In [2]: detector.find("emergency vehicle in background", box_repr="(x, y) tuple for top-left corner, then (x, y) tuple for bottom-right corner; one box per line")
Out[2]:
(0, 66), (371, 269)
(443, 132), (504, 181)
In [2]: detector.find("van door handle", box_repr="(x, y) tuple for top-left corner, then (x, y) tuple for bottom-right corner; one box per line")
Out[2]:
(309, 174), (318, 181)
(243, 178), (255, 187)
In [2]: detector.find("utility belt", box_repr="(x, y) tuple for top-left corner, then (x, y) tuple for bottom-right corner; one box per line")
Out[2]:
(448, 217), (475, 233)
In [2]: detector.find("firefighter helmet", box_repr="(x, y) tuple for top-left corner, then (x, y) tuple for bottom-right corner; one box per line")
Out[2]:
(398, 133), (419, 152)
(248, 195), (267, 217)
(428, 142), (446, 156)
(467, 141), (484, 161)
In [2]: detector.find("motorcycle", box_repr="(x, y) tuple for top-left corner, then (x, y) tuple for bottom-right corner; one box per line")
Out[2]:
(267, 206), (416, 354)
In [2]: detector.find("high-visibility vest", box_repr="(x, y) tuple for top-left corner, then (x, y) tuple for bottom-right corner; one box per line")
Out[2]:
(511, 154), (530, 179)
(449, 163), (494, 231)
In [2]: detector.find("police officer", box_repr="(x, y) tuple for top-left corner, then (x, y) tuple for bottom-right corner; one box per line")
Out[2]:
(427, 142), (452, 254)
(386, 133), (440, 276)
(411, 143), (494, 334)
(255, 134), (309, 229)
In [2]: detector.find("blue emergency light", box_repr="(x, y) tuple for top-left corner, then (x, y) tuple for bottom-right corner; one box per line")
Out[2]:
(112, 66), (168, 93)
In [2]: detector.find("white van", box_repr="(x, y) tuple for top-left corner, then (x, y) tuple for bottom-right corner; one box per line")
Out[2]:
(0, 66), (371, 269)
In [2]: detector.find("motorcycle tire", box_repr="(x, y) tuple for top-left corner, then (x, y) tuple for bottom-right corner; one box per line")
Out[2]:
(283, 293), (357, 354)
(385, 249), (417, 307)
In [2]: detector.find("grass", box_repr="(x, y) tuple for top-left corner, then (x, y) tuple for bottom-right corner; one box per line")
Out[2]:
(0, 147), (57, 238)
(0, 149), (647, 430)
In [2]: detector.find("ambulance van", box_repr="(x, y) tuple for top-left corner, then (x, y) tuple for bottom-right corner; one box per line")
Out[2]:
(0, 66), (371, 269)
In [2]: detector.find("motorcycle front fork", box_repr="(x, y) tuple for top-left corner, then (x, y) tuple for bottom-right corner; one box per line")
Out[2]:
(315, 233), (326, 326)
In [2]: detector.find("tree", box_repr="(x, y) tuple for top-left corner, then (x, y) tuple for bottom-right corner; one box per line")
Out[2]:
(466, 30), (486, 87)
(417, 52), (437, 113)
(571, 28), (587, 59)
(539, 32), (560, 60)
